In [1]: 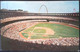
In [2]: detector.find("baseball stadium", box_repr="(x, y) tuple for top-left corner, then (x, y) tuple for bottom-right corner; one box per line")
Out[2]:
(0, 1), (79, 52)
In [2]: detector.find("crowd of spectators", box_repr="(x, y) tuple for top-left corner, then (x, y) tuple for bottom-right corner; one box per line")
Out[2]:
(1, 21), (79, 47)
(1, 16), (79, 27)
(0, 10), (79, 51)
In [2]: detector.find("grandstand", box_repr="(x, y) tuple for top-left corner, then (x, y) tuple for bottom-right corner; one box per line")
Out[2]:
(0, 9), (79, 51)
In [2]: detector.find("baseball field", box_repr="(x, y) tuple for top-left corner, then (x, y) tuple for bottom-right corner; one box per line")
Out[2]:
(19, 22), (79, 40)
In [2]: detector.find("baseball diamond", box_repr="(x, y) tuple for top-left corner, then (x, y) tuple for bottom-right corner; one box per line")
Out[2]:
(19, 22), (79, 40)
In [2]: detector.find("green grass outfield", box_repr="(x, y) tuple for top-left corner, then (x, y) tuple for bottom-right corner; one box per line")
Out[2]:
(21, 23), (79, 39)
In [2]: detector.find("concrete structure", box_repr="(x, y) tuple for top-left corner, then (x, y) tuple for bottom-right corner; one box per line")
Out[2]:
(0, 9), (79, 19)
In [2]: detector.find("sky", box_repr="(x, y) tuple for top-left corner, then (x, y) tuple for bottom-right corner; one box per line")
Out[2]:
(1, 1), (79, 13)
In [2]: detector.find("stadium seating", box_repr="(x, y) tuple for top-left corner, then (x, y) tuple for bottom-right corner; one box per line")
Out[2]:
(0, 10), (79, 51)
